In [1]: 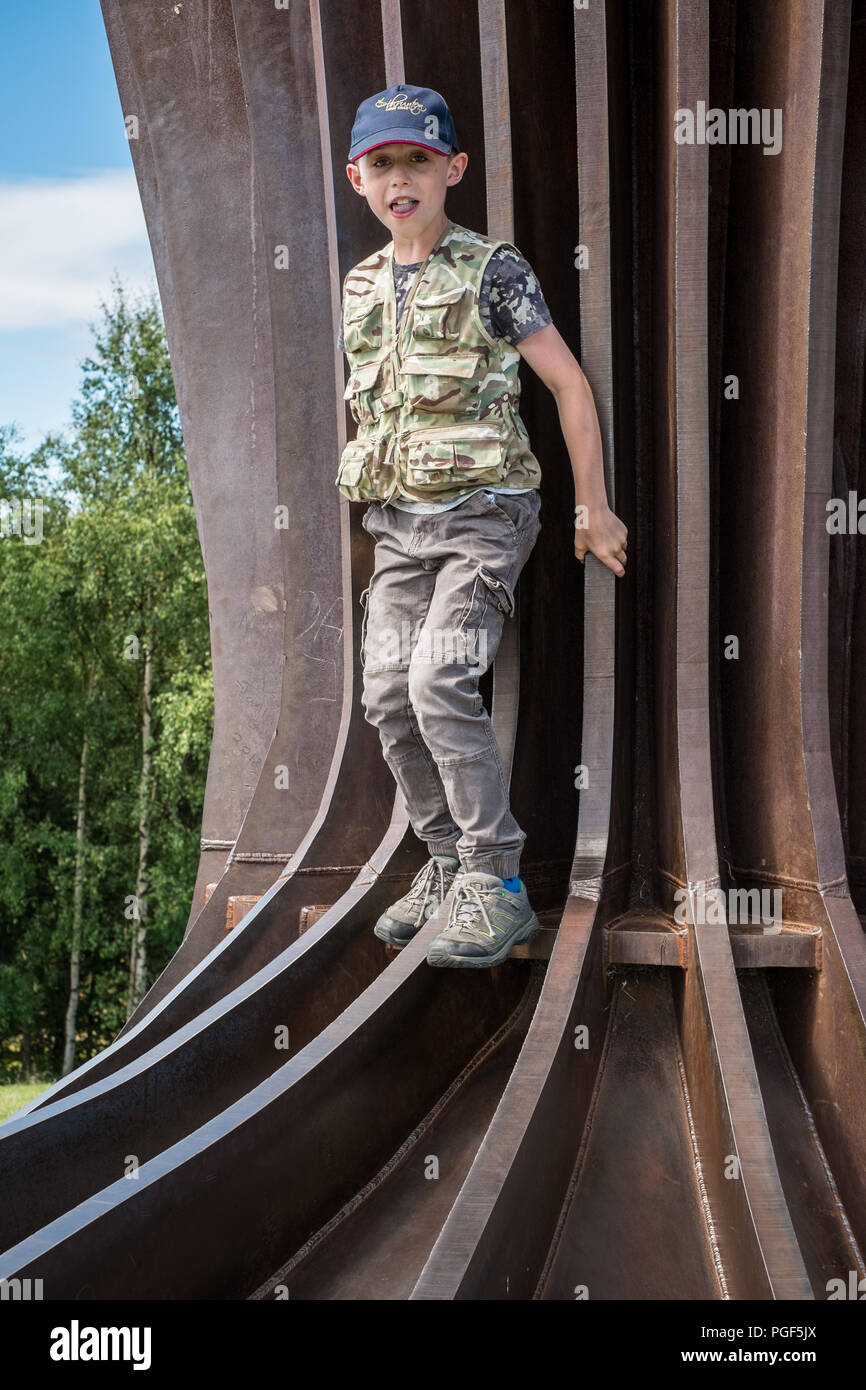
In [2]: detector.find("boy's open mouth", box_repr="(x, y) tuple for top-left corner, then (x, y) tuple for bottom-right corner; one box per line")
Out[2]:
(389, 196), (419, 216)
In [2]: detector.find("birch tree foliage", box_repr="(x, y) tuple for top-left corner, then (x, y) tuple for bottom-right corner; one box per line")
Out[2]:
(0, 281), (212, 1080)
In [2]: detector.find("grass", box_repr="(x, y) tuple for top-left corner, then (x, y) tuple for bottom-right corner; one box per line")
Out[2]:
(0, 1082), (55, 1123)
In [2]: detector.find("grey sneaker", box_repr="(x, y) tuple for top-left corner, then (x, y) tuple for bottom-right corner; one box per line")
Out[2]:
(426, 872), (540, 968)
(373, 855), (461, 947)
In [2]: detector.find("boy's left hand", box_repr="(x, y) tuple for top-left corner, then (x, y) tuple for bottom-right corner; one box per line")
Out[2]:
(575, 504), (628, 577)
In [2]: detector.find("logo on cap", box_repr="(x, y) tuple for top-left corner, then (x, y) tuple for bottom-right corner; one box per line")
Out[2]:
(375, 94), (428, 115)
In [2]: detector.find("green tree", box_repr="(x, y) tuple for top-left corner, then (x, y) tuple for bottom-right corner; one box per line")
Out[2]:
(0, 280), (213, 1080)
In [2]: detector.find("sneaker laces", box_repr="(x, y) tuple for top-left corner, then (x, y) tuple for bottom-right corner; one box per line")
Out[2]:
(448, 877), (498, 940)
(405, 857), (457, 919)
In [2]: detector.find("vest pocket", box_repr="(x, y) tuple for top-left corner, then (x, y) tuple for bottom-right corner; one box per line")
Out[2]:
(343, 300), (383, 354)
(343, 357), (384, 426)
(402, 426), (505, 493)
(399, 352), (481, 414)
(335, 438), (376, 501)
(411, 285), (467, 341)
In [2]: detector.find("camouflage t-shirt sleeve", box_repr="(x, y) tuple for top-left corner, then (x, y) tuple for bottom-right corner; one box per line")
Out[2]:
(479, 246), (552, 345)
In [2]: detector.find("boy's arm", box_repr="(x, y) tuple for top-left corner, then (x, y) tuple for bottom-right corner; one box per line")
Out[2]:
(516, 323), (628, 577)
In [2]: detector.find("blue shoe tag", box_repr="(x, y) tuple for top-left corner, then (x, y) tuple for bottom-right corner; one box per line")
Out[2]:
(502, 876), (521, 893)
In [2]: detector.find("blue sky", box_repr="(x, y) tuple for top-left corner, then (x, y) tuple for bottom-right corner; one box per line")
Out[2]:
(0, 2), (157, 456)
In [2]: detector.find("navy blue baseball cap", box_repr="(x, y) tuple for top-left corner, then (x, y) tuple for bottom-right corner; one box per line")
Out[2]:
(348, 83), (460, 162)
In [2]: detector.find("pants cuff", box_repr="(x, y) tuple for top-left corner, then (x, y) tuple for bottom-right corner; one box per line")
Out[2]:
(459, 854), (523, 880)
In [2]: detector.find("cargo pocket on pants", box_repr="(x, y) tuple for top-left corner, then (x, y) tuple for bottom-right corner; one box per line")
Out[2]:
(475, 566), (515, 619)
(456, 565), (515, 665)
(359, 585), (371, 670)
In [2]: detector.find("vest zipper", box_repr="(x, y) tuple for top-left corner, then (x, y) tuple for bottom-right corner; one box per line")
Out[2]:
(378, 219), (456, 501)
(391, 217), (455, 362)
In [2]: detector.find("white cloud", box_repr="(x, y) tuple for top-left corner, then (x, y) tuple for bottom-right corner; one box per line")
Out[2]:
(0, 168), (157, 331)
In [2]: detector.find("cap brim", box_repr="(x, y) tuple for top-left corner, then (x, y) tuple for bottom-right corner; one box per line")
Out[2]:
(348, 130), (454, 162)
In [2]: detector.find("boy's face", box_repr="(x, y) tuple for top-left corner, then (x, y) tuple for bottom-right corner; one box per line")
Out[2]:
(346, 143), (468, 236)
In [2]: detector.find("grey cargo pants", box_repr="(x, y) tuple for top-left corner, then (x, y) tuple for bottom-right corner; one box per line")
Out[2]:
(359, 488), (542, 879)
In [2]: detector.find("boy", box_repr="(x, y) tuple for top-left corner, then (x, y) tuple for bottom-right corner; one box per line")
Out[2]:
(337, 84), (627, 968)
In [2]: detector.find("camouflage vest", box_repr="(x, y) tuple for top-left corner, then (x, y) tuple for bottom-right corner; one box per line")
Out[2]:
(336, 219), (542, 504)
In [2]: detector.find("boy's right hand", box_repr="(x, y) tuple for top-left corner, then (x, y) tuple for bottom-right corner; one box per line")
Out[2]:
(575, 504), (628, 578)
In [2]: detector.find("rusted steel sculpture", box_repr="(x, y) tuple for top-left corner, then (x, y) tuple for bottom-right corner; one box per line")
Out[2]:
(0, 0), (864, 1301)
